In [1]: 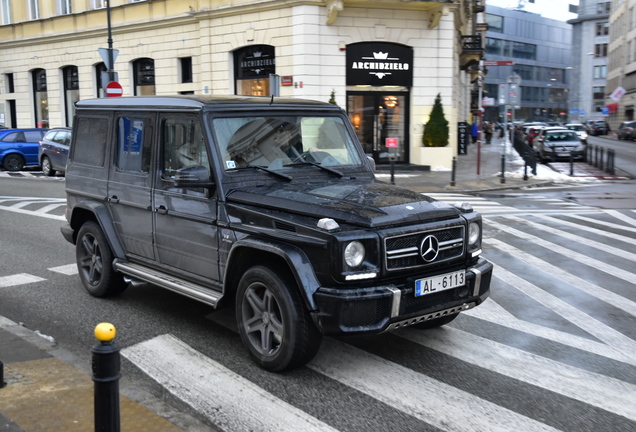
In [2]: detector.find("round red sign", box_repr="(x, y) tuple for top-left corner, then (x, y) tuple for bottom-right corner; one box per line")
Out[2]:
(105, 81), (123, 97)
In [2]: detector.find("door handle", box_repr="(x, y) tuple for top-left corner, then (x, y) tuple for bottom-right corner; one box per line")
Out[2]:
(155, 205), (168, 215)
(109, 195), (120, 204)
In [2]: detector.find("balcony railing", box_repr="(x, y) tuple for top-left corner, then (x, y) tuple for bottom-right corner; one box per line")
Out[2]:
(461, 35), (483, 52)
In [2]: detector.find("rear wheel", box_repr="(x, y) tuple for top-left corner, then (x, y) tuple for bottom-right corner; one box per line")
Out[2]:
(3, 154), (25, 171)
(76, 221), (127, 297)
(41, 156), (56, 176)
(236, 265), (322, 372)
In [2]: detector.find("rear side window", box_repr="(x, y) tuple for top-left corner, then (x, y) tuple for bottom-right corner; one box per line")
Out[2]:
(73, 116), (108, 167)
(24, 131), (44, 142)
(116, 116), (152, 173)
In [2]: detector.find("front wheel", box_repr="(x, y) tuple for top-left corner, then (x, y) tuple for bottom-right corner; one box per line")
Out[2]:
(3, 154), (25, 171)
(76, 221), (127, 297)
(41, 156), (56, 176)
(236, 265), (321, 372)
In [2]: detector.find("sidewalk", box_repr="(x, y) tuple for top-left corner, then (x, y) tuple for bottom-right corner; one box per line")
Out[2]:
(374, 135), (631, 193)
(0, 316), (213, 432)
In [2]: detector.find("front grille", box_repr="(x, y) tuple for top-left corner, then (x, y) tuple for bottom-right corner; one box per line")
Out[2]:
(385, 226), (465, 270)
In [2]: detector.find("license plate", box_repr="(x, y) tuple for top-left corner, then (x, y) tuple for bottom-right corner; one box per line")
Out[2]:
(558, 152), (570, 157)
(415, 270), (465, 297)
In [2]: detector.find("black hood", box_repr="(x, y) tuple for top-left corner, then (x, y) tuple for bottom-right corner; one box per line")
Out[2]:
(226, 178), (460, 228)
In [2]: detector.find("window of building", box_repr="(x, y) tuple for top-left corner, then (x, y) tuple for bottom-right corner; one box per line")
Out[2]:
(594, 43), (608, 57)
(596, 22), (609, 36)
(513, 65), (534, 81)
(31, 68), (48, 128)
(593, 65), (607, 79)
(511, 41), (536, 60)
(133, 58), (156, 96)
(486, 38), (503, 56)
(28, 0), (40, 20)
(92, 0), (106, 9)
(3, 73), (14, 93)
(1, 0), (10, 24)
(485, 14), (504, 33)
(58, 0), (71, 14)
(63, 66), (79, 127)
(94, 62), (107, 97)
(592, 86), (605, 99)
(179, 57), (193, 83)
(596, 2), (610, 14)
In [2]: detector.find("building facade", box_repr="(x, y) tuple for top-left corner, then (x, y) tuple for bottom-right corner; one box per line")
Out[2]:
(483, 5), (573, 123)
(568, 0), (611, 123)
(606, 0), (636, 128)
(0, 0), (486, 169)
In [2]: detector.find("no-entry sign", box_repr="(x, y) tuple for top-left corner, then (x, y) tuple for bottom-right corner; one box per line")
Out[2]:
(105, 81), (123, 97)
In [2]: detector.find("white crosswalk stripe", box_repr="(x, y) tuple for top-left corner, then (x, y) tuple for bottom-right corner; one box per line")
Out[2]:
(0, 196), (66, 220)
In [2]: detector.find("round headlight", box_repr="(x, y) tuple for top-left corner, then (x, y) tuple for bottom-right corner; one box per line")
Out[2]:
(468, 222), (481, 246)
(344, 241), (365, 268)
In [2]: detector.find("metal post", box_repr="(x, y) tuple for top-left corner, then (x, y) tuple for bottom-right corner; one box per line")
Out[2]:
(1, 360), (5, 389)
(595, 146), (599, 168)
(523, 161), (528, 181)
(92, 323), (121, 432)
(599, 147), (605, 170)
(569, 153), (574, 176)
(450, 157), (456, 187)
(106, 3), (115, 82)
(500, 153), (506, 184)
(607, 149), (615, 174)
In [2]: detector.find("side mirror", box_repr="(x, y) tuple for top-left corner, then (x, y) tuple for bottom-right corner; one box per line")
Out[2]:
(174, 165), (215, 188)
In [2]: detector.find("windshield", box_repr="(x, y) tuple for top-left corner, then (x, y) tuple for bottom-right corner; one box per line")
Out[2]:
(545, 131), (579, 142)
(213, 116), (363, 172)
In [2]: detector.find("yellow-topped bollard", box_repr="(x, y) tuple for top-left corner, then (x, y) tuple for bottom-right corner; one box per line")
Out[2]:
(92, 323), (121, 432)
(94, 322), (116, 342)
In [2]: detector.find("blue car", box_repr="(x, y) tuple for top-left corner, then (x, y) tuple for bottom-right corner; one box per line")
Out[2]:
(0, 128), (49, 171)
(39, 127), (72, 176)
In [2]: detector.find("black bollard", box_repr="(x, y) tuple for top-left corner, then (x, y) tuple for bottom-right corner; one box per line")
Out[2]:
(92, 323), (121, 432)
(450, 156), (456, 187)
(569, 153), (574, 176)
(1, 360), (5, 389)
(500, 154), (506, 184)
(599, 147), (605, 170)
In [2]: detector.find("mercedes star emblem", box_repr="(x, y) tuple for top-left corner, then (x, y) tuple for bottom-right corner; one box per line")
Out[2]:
(420, 235), (440, 262)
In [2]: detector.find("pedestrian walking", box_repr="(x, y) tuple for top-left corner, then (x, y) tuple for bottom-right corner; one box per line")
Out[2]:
(471, 122), (478, 144)
(484, 121), (493, 144)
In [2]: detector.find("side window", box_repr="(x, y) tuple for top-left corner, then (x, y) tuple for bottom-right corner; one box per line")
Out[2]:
(73, 116), (108, 167)
(116, 116), (152, 173)
(1, 132), (20, 142)
(161, 117), (208, 179)
(23, 131), (43, 142)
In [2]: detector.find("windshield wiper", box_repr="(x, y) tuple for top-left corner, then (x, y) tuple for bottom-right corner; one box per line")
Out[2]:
(233, 165), (293, 181)
(283, 161), (344, 178)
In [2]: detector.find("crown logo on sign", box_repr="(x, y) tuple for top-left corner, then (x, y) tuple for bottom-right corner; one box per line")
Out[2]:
(373, 52), (389, 59)
(253, 51), (262, 58)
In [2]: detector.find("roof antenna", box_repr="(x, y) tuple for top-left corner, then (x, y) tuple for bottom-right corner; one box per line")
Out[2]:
(270, 94), (274, 105)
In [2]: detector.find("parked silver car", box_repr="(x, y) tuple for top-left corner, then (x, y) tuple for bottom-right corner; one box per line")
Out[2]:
(39, 127), (72, 176)
(534, 127), (586, 163)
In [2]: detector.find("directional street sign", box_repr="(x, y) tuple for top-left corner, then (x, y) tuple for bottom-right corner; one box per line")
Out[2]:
(105, 81), (123, 97)
(483, 60), (515, 66)
(98, 48), (119, 70)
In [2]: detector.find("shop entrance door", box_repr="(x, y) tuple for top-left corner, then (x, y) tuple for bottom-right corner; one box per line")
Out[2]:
(347, 92), (409, 164)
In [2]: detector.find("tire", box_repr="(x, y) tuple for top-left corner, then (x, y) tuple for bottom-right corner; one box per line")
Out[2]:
(41, 156), (56, 176)
(3, 154), (25, 171)
(412, 312), (459, 329)
(76, 221), (127, 297)
(236, 265), (322, 372)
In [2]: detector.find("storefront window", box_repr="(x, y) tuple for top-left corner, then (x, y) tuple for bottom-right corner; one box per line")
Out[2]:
(133, 58), (156, 95)
(32, 68), (49, 128)
(234, 45), (275, 96)
(63, 66), (79, 127)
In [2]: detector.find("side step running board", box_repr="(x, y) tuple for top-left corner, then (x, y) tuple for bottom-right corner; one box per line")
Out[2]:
(114, 261), (223, 308)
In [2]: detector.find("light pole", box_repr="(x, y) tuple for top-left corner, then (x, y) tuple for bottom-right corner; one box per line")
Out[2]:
(106, 2), (115, 83)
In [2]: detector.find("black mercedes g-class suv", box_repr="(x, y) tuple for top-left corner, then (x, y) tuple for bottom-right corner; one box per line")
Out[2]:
(62, 96), (492, 371)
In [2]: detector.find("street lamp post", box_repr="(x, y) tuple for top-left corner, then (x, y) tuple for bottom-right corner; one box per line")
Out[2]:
(106, 2), (115, 83)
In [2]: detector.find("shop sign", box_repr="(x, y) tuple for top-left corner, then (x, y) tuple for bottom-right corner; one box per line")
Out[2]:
(236, 45), (276, 79)
(346, 42), (413, 87)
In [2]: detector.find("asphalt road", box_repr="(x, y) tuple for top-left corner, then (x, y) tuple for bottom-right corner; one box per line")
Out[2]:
(1, 175), (635, 431)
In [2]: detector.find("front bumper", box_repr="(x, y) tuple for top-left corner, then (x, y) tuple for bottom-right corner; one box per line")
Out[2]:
(313, 258), (493, 335)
